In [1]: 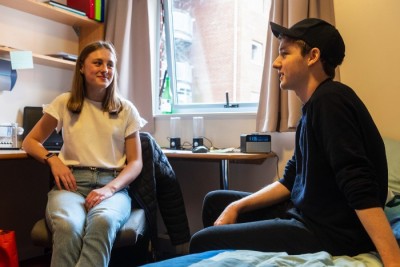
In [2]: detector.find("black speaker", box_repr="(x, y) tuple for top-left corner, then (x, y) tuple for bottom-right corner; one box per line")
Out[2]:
(192, 137), (203, 148)
(169, 137), (181, 150)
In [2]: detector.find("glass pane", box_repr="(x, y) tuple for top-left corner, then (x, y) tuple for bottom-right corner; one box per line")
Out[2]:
(160, 0), (271, 108)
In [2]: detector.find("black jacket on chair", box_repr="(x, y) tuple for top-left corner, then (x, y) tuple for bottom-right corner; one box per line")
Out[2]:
(131, 132), (191, 252)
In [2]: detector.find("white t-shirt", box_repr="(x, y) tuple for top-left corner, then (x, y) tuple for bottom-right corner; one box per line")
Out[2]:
(44, 92), (146, 169)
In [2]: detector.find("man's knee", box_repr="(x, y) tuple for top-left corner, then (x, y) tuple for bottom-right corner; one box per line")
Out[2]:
(189, 228), (210, 253)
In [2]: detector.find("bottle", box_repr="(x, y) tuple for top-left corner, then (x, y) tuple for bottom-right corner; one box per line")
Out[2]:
(160, 76), (173, 114)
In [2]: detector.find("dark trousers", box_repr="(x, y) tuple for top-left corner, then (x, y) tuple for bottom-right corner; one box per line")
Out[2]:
(189, 190), (324, 254)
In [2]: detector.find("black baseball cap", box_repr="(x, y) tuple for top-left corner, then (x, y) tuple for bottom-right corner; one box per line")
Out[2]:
(270, 18), (345, 67)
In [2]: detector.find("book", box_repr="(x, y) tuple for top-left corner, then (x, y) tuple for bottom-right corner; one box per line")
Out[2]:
(46, 52), (78, 62)
(47, 1), (86, 16)
(67, 0), (95, 20)
(94, 0), (105, 22)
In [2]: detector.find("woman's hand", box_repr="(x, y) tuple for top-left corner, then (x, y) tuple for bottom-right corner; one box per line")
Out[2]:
(85, 186), (115, 211)
(48, 156), (77, 191)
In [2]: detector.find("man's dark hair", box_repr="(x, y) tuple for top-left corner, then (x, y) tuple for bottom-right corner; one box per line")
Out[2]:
(295, 39), (336, 78)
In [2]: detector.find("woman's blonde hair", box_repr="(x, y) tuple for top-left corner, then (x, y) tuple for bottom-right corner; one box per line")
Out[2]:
(67, 41), (122, 114)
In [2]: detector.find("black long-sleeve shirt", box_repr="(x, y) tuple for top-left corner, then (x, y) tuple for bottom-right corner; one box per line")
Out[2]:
(280, 79), (388, 255)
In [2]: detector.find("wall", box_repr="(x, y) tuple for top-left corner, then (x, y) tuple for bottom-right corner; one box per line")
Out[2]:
(0, 5), (75, 130)
(334, 0), (400, 140)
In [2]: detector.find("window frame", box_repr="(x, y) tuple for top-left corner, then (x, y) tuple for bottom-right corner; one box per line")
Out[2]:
(157, 0), (261, 116)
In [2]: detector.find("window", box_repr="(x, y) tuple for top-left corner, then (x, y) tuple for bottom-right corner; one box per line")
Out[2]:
(158, 0), (271, 115)
(251, 41), (263, 65)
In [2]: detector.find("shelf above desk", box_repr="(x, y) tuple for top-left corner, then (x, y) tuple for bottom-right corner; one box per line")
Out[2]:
(0, 47), (75, 70)
(0, 0), (104, 60)
(0, 0), (95, 26)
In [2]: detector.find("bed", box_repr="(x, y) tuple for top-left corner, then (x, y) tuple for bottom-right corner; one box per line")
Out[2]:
(142, 137), (400, 267)
(143, 249), (386, 266)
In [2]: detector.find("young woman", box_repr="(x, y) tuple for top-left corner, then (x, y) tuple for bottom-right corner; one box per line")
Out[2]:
(23, 41), (146, 267)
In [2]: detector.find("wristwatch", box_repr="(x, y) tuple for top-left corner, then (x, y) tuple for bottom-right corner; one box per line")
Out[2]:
(44, 152), (57, 164)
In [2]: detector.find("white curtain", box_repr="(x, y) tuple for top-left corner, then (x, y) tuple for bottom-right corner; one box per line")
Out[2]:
(105, 0), (156, 133)
(256, 0), (337, 132)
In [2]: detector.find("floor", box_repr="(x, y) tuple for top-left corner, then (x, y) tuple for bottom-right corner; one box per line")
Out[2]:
(19, 254), (51, 267)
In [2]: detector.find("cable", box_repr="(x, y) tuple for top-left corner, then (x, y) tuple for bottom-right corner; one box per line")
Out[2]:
(200, 136), (214, 149)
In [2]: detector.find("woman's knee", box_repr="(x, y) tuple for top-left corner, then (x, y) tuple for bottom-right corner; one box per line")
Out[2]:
(48, 215), (85, 239)
(87, 208), (128, 234)
(90, 213), (115, 228)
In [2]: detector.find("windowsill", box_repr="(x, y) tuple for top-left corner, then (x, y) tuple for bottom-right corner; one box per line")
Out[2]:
(154, 103), (258, 118)
(154, 111), (257, 119)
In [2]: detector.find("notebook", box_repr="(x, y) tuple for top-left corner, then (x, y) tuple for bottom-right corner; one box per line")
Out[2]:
(22, 106), (63, 151)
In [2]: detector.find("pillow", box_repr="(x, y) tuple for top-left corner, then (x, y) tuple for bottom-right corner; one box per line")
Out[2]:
(383, 137), (400, 194)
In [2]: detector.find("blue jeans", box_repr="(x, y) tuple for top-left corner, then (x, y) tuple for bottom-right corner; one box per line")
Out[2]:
(46, 169), (131, 267)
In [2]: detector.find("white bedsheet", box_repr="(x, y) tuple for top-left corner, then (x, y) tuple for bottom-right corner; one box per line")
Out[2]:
(189, 250), (382, 267)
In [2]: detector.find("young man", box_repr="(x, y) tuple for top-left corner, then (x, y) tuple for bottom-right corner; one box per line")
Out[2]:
(189, 18), (400, 266)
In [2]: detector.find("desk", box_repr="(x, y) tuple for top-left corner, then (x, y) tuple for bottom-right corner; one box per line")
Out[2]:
(163, 150), (275, 189)
(0, 149), (28, 159)
(1, 150), (276, 190)
(0, 150), (50, 260)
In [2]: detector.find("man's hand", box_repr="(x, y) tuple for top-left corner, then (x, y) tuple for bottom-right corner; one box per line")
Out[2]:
(214, 203), (239, 226)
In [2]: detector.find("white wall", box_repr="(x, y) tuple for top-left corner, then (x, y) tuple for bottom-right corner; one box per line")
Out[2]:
(334, 0), (400, 140)
(0, 5), (76, 127)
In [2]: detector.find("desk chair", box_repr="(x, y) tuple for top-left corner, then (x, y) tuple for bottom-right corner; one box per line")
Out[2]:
(30, 132), (191, 266)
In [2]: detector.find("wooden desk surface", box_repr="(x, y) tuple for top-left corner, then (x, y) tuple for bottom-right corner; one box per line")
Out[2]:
(163, 149), (275, 161)
(0, 150), (59, 160)
(0, 149), (275, 161)
(0, 149), (28, 160)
